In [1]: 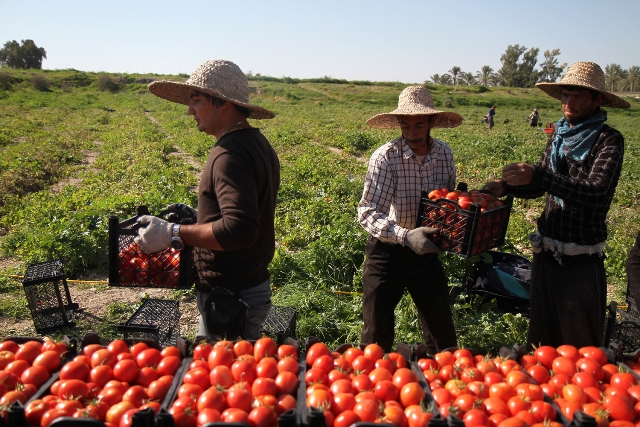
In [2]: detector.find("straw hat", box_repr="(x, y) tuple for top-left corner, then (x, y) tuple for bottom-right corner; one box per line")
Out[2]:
(536, 62), (630, 109)
(148, 59), (275, 119)
(366, 85), (463, 129)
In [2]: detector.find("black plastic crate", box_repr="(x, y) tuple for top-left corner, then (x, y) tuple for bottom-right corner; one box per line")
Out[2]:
(108, 205), (195, 289)
(21, 260), (79, 333)
(604, 301), (640, 354)
(416, 191), (513, 257)
(118, 298), (181, 347)
(261, 305), (297, 341)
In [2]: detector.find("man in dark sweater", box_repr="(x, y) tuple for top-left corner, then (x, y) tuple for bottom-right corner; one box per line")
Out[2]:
(135, 60), (280, 339)
(484, 62), (630, 348)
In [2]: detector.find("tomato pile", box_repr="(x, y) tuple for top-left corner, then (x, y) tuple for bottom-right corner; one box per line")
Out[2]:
(0, 339), (68, 419)
(167, 336), (299, 427)
(427, 188), (505, 213)
(520, 344), (640, 427)
(15, 339), (182, 427)
(303, 342), (434, 427)
(118, 242), (180, 287)
(420, 348), (560, 427)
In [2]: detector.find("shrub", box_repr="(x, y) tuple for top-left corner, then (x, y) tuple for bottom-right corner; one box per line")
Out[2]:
(0, 72), (11, 90)
(29, 74), (50, 91)
(96, 74), (120, 92)
(444, 97), (454, 108)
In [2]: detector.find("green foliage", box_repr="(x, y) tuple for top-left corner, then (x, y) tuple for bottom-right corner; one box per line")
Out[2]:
(96, 74), (120, 92)
(0, 39), (47, 69)
(29, 74), (50, 91)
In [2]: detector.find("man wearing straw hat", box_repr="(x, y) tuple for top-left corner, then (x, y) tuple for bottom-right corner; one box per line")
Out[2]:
(358, 85), (462, 353)
(484, 62), (630, 348)
(134, 59), (280, 340)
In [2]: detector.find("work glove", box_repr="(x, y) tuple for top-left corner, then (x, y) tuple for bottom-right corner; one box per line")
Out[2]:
(134, 215), (173, 253)
(166, 203), (198, 221)
(405, 227), (443, 255)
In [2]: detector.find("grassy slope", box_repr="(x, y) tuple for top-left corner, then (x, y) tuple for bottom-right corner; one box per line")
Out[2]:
(0, 69), (638, 352)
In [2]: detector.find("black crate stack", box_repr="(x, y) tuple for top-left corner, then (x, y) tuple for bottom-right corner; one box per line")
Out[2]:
(118, 299), (181, 347)
(260, 305), (297, 341)
(21, 260), (79, 333)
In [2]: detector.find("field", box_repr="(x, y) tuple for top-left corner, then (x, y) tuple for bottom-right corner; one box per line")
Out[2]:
(1, 69), (639, 353)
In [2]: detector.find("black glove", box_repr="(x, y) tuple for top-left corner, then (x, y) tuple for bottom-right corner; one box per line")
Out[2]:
(166, 203), (198, 221)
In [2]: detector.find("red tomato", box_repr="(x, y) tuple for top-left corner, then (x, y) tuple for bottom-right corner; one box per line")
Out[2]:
(227, 384), (254, 412)
(530, 400), (556, 422)
(578, 346), (608, 366)
(533, 346), (557, 369)
(275, 371), (298, 396)
(611, 372), (638, 389)
(40, 409), (69, 427)
(277, 357), (299, 375)
(256, 357), (279, 379)
(197, 387), (227, 412)
(157, 355), (181, 376)
(161, 345), (182, 359)
(363, 343), (385, 362)
(210, 365), (234, 388)
(184, 367), (211, 390)
(248, 406), (278, 427)
(464, 408), (489, 427)
(0, 340), (20, 353)
(482, 397), (511, 417)
(305, 367), (329, 386)
(129, 342), (149, 358)
(603, 393), (635, 421)
(312, 354), (336, 375)
(82, 343), (104, 358)
(55, 399), (83, 416)
(25, 399), (49, 426)
(254, 337), (278, 362)
(197, 408), (221, 427)
(91, 348), (116, 368)
(113, 359), (138, 383)
(352, 372), (373, 393)
(222, 408), (250, 423)
(551, 356), (577, 377)
(306, 342), (330, 366)
(0, 390), (27, 406)
(58, 379), (89, 400)
(106, 339), (129, 356)
(277, 344), (298, 361)
(32, 350), (61, 373)
(136, 348), (162, 368)
(374, 379), (399, 402)
(123, 384), (150, 407)
(343, 347), (364, 364)
(400, 382), (425, 407)
(20, 365), (50, 387)
(527, 364), (551, 385)
(148, 378), (173, 401)
(353, 398), (380, 422)
(556, 345), (580, 362)
(193, 342), (212, 361)
(15, 342), (43, 364)
(60, 359), (90, 381)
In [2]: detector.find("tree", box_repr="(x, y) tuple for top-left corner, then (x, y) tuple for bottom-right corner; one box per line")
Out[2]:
(626, 66), (640, 92)
(460, 72), (477, 86)
(429, 74), (441, 84)
(440, 74), (453, 85)
(476, 66), (494, 86)
(497, 44), (540, 87)
(538, 49), (566, 82)
(605, 63), (627, 92)
(449, 66), (461, 85)
(0, 39), (47, 69)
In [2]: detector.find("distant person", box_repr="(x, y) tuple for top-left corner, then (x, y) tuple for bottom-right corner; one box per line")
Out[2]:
(528, 108), (540, 127)
(358, 85), (462, 354)
(483, 61), (630, 349)
(487, 105), (496, 129)
(135, 59), (280, 340)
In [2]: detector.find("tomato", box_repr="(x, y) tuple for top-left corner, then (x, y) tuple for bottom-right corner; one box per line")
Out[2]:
(505, 370), (532, 388)
(40, 409), (69, 426)
(351, 355), (374, 374)
(305, 367), (329, 386)
(277, 357), (299, 376)
(252, 337), (277, 362)
(439, 364), (461, 382)
(455, 356), (475, 370)
(20, 365), (50, 387)
(90, 348), (116, 369)
(231, 359), (257, 385)
(169, 406), (197, 427)
(499, 360), (522, 376)
(548, 373), (571, 388)
(334, 409), (361, 427)
(135, 347), (162, 368)
(276, 344), (298, 361)
(611, 372), (638, 389)
(515, 383), (544, 401)
(248, 406), (278, 427)
(464, 408), (489, 427)
(400, 382), (425, 407)
(374, 379), (399, 403)
(578, 346), (608, 366)
(362, 343), (384, 362)
(183, 367), (211, 390)
(55, 399), (83, 416)
(482, 397), (511, 417)
(193, 342), (213, 361)
(122, 385), (148, 407)
(556, 345), (580, 362)
(507, 395), (531, 416)
(352, 372), (373, 393)
(555, 397), (581, 421)
(209, 347), (235, 369)
(275, 371), (298, 396)
(0, 340), (20, 353)
(25, 399), (49, 426)
(82, 343), (105, 358)
(353, 398), (380, 422)
(227, 384), (254, 412)
(197, 408), (221, 427)
(306, 342), (331, 366)
(57, 379), (89, 400)
(530, 400), (556, 422)
(435, 351), (454, 368)
(129, 342), (149, 358)
(489, 382), (515, 401)
(527, 364), (551, 385)
(0, 390), (27, 406)
(313, 354), (336, 375)
(222, 407), (250, 423)
(533, 346), (557, 369)
(255, 356), (279, 380)
(369, 367), (393, 385)
(15, 342), (42, 364)
(60, 359), (90, 381)
(113, 359), (138, 383)
(604, 393), (635, 421)
(343, 347), (364, 364)
(392, 367), (418, 390)
(98, 385), (124, 406)
(551, 356), (577, 377)
(209, 365), (234, 389)
(572, 371), (600, 389)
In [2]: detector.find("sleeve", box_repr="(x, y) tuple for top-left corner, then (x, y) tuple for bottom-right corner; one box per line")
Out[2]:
(357, 152), (407, 244)
(504, 136), (552, 200)
(210, 150), (261, 251)
(627, 230), (640, 311)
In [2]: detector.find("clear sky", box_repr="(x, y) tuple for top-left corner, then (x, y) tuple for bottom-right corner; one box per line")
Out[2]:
(1, 0), (639, 84)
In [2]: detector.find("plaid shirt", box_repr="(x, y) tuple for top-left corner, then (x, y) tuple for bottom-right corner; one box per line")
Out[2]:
(358, 136), (456, 245)
(505, 124), (624, 246)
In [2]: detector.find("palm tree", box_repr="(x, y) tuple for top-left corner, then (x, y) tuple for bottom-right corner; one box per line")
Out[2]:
(440, 74), (453, 85)
(627, 66), (640, 92)
(605, 63), (627, 92)
(460, 72), (477, 86)
(429, 74), (441, 84)
(476, 66), (493, 86)
(449, 66), (461, 86)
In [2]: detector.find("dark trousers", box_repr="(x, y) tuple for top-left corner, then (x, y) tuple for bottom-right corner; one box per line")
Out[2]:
(527, 251), (606, 350)
(361, 236), (457, 354)
(625, 230), (640, 311)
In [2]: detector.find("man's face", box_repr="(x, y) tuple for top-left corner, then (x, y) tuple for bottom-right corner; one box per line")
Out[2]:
(399, 115), (432, 154)
(560, 87), (603, 126)
(187, 92), (221, 135)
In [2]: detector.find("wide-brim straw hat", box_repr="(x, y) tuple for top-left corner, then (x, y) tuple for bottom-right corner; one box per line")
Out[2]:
(366, 85), (463, 129)
(148, 59), (276, 119)
(536, 61), (630, 109)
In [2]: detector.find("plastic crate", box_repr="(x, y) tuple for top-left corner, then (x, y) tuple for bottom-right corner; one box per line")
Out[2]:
(108, 205), (195, 289)
(416, 191), (513, 257)
(118, 298), (181, 347)
(604, 301), (640, 354)
(21, 260), (79, 333)
(261, 305), (297, 341)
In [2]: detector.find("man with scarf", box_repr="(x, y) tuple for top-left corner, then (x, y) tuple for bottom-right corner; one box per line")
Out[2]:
(483, 62), (630, 349)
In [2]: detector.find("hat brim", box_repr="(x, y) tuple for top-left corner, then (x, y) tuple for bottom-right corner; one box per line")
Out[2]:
(536, 82), (631, 109)
(366, 109), (464, 129)
(148, 80), (276, 119)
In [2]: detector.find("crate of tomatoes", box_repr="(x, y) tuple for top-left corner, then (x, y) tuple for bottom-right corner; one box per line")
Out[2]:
(6, 333), (188, 427)
(300, 338), (443, 427)
(416, 187), (514, 258)
(160, 336), (300, 427)
(108, 205), (195, 289)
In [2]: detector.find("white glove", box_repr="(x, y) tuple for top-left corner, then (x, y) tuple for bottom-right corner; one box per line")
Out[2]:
(166, 203), (198, 220)
(405, 227), (443, 255)
(134, 215), (173, 253)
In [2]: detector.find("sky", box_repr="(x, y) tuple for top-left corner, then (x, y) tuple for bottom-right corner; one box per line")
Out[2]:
(1, 0), (639, 84)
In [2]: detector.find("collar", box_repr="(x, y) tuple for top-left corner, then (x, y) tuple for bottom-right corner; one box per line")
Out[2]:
(399, 137), (433, 160)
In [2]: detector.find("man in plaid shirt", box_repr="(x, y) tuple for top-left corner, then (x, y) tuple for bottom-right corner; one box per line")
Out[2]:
(358, 85), (463, 353)
(484, 62), (630, 348)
